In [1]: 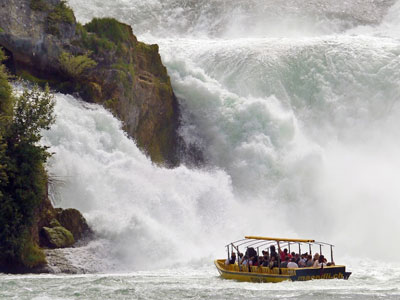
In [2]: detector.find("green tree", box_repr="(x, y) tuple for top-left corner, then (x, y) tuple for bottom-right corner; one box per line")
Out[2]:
(10, 84), (55, 145)
(0, 54), (55, 269)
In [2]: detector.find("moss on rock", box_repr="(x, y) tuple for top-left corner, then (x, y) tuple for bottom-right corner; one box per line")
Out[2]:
(42, 226), (75, 248)
(20, 239), (47, 268)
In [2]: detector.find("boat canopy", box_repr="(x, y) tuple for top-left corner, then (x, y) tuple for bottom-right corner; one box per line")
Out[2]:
(225, 236), (335, 263)
(245, 236), (315, 243)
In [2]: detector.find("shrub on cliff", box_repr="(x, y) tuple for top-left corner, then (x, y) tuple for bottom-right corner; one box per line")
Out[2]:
(84, 18), (133, 45)
(0, 50), (56, 269)
(59, 51), (97, 78)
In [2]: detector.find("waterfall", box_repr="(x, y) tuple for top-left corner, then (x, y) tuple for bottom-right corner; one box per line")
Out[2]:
(43, 0), (400, 270)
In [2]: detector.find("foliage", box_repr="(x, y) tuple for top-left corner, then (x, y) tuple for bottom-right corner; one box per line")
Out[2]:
(84, 18), (132, 45)
(30, 0), (49, 11)
(0, 50), (13, 118)
(10, 85), (55, 145)
(20, 235), (46, 268)
(47, 1), (75, 35)
(59, 51), (97, 78)
(79, 32), (116, 53)
(0, 74), (55, 268)
(0, 27), (3, 33)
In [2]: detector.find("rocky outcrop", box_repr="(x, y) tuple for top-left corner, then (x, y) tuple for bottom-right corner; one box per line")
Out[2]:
(0, 0), (181, 165)
(42, 226), (75, 248)
(33, 196), (91, 248)
(56, 208), (91, 241)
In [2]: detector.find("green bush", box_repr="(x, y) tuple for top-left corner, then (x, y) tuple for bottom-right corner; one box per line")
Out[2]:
(80, 33), (115, 53)
(59, 51), (97, 78)
(84, 18), (132, 45)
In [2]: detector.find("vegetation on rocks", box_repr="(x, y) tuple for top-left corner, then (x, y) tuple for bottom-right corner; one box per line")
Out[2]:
(1, 0), (181, 166)
(46, 1), (75, 35)
(0, 49), (56, 270)
(84, 18), (133, 45)
(59, 51), (97, 78)
(42, 226), (75, 248)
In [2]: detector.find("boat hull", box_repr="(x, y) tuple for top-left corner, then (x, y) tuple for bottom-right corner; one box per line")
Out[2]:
(214, 260), (351, 283)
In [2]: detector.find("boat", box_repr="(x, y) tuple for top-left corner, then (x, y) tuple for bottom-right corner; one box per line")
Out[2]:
(214, 236), (351, 283)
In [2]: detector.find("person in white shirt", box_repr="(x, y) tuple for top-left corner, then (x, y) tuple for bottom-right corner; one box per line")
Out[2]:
(287, 258), (299, 268)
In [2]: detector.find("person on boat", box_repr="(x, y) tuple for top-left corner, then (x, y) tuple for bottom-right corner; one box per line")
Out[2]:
(262, 251), (270, 267)
(313, 254), (327, 268)
(241, 255), (252, 267)
(279, 248), (291, 261)
(312, 253), (320, 265)
(238, 252), (244, 264)
(287, 258), (299, 268)
(270, 245), (278, 261)
(225, 252), (236, 265)
(306, 255), (314, 267)
(268, 255), (278, 269)
(298, 254), (307, 267)
(280, 256), (290, 268)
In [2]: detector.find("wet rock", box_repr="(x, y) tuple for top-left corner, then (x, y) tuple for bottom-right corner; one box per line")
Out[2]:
(57, 208), (90, 241)
(43, 249), (86, 274)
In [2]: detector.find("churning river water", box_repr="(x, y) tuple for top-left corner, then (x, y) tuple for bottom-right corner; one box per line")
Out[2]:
(3, 0), (400, 298)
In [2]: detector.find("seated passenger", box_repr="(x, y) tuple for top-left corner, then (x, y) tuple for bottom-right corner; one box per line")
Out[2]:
(225, 252), (236, 265)
(262, 251), (270, 267)
(242, 255), (253, 267)
(238, 252), (244, 264)
(269, 256), (278, 269)
(280, 256), (290, 268)
(306, 255), (313, 267)
(287, 258), (299, 268)
(298, 254), (307, 267)
(313, 254), (327, 267)
(312, 253), (320, 266)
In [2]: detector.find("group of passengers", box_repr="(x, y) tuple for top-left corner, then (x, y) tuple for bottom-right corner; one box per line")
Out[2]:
(226, 243), (334, 269)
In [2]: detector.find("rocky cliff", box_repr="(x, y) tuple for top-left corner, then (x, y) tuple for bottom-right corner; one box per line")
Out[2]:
(0, 0), (180, 165)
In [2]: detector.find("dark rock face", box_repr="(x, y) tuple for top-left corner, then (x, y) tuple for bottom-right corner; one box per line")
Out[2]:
(57, 208), (90, 241)
(0, 0), (181, 165)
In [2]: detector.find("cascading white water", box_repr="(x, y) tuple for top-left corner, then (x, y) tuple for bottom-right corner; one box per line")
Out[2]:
(41, 0), (400, 271)
(42, 95), (244, 270)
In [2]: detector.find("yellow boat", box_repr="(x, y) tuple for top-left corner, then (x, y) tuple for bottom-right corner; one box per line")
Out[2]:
(215, 236), (351, 283)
